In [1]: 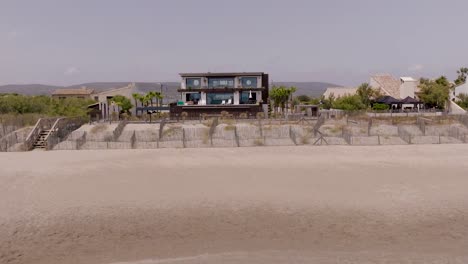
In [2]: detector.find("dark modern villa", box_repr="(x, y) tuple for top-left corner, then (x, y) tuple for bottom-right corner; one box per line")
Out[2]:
(170, 72), (269, 119)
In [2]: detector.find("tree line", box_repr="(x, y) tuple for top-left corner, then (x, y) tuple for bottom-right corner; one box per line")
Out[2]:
(0, 90), (166, 118)
(0, 94), (95, 117)
(294, 67), (468, 111)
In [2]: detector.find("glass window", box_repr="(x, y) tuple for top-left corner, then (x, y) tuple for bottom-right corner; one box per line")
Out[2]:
(206, 93), (234, 105)
(208, 78), (235, 88)
(185, 93), (201, 104)
(240, 91), (257, 104)
(240, 77), (257, 88)
(186, 78), (201, 89)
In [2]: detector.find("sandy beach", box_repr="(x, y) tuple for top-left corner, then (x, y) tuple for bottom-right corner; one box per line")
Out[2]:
(1, 145), (468, 263)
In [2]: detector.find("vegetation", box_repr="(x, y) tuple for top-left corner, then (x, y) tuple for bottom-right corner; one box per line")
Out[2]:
(270, 86), (297, 112)
(296, 95), (311, 103)
(0, 94), (94, 117)
(110, 95), (133, 114)
(90, 124), (108, 134)
(356, 83), (381, 108)
(332, 95), (366, 111)
(418, 76), (451, 109)
(254, 138), (264, 146)
(320, 94), (335, 109)
(224, 125), (236, 131)
(455, 67), (468, 86)
(456, 93), (468, 109)
(132, 93), (141, 108)
(372, 103), (390, 111)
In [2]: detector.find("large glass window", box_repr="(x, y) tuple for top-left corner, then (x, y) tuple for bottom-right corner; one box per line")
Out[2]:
(186, 78), (201, 89)
(206, 93), (234, 105)
(240, 77), (257, 88)
(240, 91), (257, 104)
(208, 78), (235, 88)
(185, 93), (201, 104)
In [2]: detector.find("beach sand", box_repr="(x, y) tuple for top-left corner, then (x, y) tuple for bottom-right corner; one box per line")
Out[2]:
(1, 145), (468, 263)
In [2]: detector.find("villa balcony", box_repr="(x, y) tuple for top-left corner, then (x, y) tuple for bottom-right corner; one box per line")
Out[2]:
(177, 87), (266, 93)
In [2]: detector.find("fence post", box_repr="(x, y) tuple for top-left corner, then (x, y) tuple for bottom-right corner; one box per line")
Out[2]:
(258, 119), (263, 137)
(182, 128), (186, 148)
(289, 126), (297, 145)
(234, 126), (240, 147)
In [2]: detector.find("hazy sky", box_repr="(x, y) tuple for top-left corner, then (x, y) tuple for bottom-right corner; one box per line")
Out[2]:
(1, 0), (467, 86)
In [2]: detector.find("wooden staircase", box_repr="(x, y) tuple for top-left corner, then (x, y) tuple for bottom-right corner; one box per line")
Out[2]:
(33, 130), (51, 149)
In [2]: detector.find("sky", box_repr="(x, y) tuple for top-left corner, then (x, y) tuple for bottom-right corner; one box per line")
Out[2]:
(1, 0), (468, 86)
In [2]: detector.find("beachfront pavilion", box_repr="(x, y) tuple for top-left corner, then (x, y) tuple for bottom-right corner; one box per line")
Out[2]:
(375, 96), (423, 111)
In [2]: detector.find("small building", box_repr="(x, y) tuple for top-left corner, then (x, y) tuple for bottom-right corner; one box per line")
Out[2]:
(451, 82), (468, 101)
(87, 84), (137, 121)
(370, 74), (419, 99)
(52, 87), (94, 99)
(399, 77), (418, 99)
(171, 72), (269, 119)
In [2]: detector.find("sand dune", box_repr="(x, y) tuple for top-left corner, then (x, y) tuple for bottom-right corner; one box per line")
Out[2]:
(1, 145), (468, 264)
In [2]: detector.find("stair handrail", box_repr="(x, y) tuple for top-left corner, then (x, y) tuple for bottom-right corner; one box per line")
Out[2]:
(24, 118), (57, 151)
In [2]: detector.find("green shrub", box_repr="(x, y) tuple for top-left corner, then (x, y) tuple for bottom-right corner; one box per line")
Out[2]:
(372, 103), (389, 111)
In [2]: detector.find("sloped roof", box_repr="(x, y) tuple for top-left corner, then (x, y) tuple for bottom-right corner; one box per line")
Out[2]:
(52, 87), (94, 95)
(371, 75), (401, 98)
(401, 96), (420, 104)
(95, 84), (135, 96)
(376, 96), (401, 104)
(323, 87), (357, 98)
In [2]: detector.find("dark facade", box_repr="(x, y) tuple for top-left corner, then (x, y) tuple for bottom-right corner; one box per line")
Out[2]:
(170, 72), (269, 119)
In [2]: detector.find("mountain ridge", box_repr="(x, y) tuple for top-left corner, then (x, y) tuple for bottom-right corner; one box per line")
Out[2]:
(0, 81), (342, 99)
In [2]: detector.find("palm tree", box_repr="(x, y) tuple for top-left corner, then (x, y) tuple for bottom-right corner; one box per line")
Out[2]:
(155, 92), (163, 107)
(146, 91), (157, 107)
(132, 93), (141, 116)
(132, 93), (141, 108)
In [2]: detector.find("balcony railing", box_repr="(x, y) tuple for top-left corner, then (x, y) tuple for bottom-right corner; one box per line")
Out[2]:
(177, 87), (266, 92)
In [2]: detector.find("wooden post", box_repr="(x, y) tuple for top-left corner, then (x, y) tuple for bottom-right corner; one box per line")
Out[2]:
(182, 128), (186, 148)
(234, 126), (240, 147)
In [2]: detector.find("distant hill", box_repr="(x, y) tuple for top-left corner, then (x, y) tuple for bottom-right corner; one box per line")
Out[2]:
(272, 82), (340, 98)
(0, 84), (62, 95)
(0, 81), (341, 101)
